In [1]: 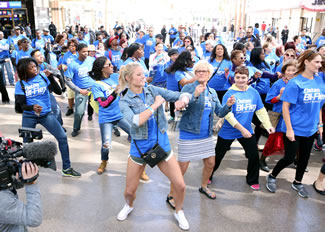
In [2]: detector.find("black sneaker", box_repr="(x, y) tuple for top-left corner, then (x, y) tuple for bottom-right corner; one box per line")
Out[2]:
(71, 130), (79, 137)
(88, 115), (93, 121)
(291, 183), (309, 198)
(114, 128), (120, 137)
(62, 168), (81, 178)
(65, 109), (74, 116)
(266, 174), (277, 193)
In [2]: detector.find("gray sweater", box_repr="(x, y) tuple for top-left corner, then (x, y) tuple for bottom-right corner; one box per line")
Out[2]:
(0, 184), (42, 232)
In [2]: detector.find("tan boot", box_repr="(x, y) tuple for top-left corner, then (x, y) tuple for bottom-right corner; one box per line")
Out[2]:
(97, 161), (107, 174)
(140, 170), (149, 181)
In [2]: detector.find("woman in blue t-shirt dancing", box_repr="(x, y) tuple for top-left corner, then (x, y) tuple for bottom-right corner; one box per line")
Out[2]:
(90, 56), (131, 174)
(116, 62), (191, 230)
(266, 50), (324, 198)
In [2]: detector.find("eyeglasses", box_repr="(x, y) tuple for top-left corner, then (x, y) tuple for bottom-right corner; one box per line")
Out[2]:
(22, 40), (29, 44)
(237, 56), (245, 60)
(285, 53), (295, 58)
(195, 70), (209, 74)
(184, 40), (191, 43)
(104, 63), (113, 67)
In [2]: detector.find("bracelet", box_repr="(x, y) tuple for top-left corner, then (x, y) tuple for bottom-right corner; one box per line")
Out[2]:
(148, 106), (155, 114)
(318, 124), (323, 128)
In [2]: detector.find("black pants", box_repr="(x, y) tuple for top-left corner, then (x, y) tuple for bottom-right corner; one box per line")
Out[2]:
(144, 58), (149, 69)
(272, 133), (315, 182)
(211, 135), (260, 185)
(170, 102), (175, 118)
(0, 71), (9, 102)
(252, 93), (272, 142)
(169, 37), (176, 47)
(216, 90), (227, 103)
(88, 95), (93, 116)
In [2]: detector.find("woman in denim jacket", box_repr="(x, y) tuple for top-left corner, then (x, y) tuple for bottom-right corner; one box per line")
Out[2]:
(167, 60), (235, 202)
(116, 62), (191, 230)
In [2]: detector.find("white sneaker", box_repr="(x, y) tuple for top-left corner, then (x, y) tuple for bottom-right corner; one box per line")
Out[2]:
(174, 210), (190, 230)
(117, 204), (133, 221)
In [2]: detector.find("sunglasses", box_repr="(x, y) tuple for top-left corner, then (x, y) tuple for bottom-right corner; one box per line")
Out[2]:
(285, 53), (295, 58)
(22, 40), (29, 44)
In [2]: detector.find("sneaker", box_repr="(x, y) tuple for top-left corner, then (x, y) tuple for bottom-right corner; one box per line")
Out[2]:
(117, 204), (133, 221)
(168, 117), (174, 124)
(207, 179), (212, 185)
(114, 128), (120, 137)
(291, 183), (309, 198)
(174, 210), (190, 230)
(62, 168), (81, 178)
(97, 161), (107, 174)
(65, 108), (74, 116)
(140, 170), (149, 181)
(266, 174), (277, 193)
(88, 115), (93, 121)
(313, 142), (322, 151)
(250, 184), (260, 190)
(71, 130), (79, 137)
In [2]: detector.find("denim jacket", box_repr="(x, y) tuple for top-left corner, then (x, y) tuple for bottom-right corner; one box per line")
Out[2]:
(179, 81), (231, 135)
(119, 85), (180, 140)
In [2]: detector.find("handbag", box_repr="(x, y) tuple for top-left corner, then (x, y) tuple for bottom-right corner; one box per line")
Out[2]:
(261, 111), (281, 129)
(133, 89), (168, 168)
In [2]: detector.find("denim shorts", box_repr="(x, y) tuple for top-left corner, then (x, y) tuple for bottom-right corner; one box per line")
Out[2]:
(129, 150), (173, 166)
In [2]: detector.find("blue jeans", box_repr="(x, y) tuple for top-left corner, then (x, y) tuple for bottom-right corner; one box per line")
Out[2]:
(99, 117), (130, 161)
(22, 112), (71, 169)
(50, 94), (63, 126)
(0, 59), (14, 85)
(73, 92), (88, 131)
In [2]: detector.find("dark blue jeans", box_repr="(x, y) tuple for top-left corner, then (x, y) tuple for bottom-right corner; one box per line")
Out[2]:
(50, 94), (63, 126)
(22, 112), (71, 170)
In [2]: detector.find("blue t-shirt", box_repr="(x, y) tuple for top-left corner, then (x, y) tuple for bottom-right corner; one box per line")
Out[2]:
(77, 39), (89, 45)
(175, 68), (194, 90)
(316, 36), (325, 48)
(105, 49), (123, 70)
(16, 48), (33, 64)
(123, 57), (149, 77)
(280, 74), (325, 137)
(0, 39), (10, 59)
(9, 34), (28, 50)
(91, 73), (122, 123)
(142, 34), (155, 59)
(59, 51), (78, 65)
(15, 74), (51, 116)
(32, 38), (46, 54)
(172, 38), (183, 47)
(180, 90), (212, 140)
(254, 28), (259, 37)
(42, 34), (54, 44)
(165, 60), (179, 91)
(129, 92), (170, 158)
(150, 53), (167, 84)
(65, 57), (95, 89)
(253, 62), (272, 94)
(265, 52), (279, 73)
(208, 59), (232, 91)
(202, 51), (211, 61)
(219, 86), (264, 139)
(169, 27), (177, 39)
(275, 62), (283, 73)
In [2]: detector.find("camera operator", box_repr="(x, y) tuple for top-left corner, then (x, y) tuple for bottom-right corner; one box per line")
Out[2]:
(0, 162), (42, 231)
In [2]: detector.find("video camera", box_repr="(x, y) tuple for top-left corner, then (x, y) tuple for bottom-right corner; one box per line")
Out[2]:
(0, 128), (57, 191)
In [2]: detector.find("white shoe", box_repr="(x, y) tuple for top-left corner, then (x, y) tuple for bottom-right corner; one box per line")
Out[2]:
(117, 204), (133, 221)
(174, 210), (190, 230)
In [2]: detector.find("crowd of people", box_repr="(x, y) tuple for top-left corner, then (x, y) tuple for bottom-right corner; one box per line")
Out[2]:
(0, 21), (325, 231)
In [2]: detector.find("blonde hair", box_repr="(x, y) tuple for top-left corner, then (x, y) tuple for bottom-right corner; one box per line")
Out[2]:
(118, 63), (142, 93)
(193, 60), (214, 76)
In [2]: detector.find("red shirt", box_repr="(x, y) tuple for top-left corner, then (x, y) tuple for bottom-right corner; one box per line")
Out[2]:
(261, 24), (266, 31)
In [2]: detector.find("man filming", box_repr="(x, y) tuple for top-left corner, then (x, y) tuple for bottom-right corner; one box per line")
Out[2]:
(0, 162), (42, 232)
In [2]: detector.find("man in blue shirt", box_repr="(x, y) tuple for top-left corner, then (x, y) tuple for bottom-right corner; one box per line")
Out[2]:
(239, 26), (261, 47)
(141, 27), (155, 69)
(15, 38), (33, 65)
(32, 29), (47, 54)
(65, 43), (95, 137)
(42, 28), (54, 44)
(9, 26), (29, 50)
(0, 31), (14, 85)
(169, 24), (177, 47)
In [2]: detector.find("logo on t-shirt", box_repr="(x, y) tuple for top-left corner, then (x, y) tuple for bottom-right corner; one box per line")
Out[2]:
(236, 99), (256, 113)
(303, 88), (325, 103)
(25, 83), (47, 97)
(78, 66), (90, 78)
